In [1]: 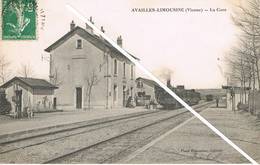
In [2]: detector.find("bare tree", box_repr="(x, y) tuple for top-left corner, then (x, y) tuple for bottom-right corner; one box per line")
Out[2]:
(85, 70), (100, 110)
(232, 0), (260, 37)
(227, 0), (260, 114)
(51, 67), (63, 86)
(225, 37), (256, 104)
(18, 63), (34, 78)
(232, 0), (260, 89)
(0, 54), (11, 85)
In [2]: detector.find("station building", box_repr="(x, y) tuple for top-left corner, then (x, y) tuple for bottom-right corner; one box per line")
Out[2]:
(45, 20), (139, 110)
(224, 86), (250, 111)
(136, 77), (158, 100)
(135, 77), (159, 106)
(0, 77), (57, 116)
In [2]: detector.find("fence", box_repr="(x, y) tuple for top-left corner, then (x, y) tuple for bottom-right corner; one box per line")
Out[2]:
(248, 91), (260, 117)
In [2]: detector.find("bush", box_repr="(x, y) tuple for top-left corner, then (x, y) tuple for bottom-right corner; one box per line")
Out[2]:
(0, 91), (12, 115)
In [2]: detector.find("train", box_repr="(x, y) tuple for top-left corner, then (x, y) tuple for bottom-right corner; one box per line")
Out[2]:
(154, 84), (201, 109)
(205, 94), (214, 101)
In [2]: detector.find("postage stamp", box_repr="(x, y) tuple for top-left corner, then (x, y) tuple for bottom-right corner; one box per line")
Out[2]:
(2, 0), (37, 40)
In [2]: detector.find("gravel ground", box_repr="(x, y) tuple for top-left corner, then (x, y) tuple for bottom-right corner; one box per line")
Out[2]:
(200, 109), (260, 163)
(0, 107), (149, 136)
(50, 110), (194, 163)
(0, 109), (186, 163)
(0, 111), (162, 154)
(0, 115), (13, 121)
(126, 108), (260, 164)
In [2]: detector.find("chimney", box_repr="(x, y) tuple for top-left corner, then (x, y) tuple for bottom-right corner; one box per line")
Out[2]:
(86, 16), (94, 34)
(70, 20), (75, 31)
(117, 35), (122, 47)
(166, 79), (171, 87)
(90, 16), (94, 24)
(101, 26), (105, 33)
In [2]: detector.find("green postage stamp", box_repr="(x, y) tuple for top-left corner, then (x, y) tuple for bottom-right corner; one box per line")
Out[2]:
(2, 0), (37, 40)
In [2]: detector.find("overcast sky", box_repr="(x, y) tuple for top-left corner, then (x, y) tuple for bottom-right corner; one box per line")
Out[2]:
(0, 0), (242, 89)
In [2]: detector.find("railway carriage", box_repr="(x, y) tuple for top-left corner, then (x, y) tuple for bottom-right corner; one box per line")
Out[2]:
(154, 85), (201, 109)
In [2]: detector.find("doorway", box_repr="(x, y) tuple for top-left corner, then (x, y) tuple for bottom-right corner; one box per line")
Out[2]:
(53, 97), (57, 109)
(15, 90), (22, 118)
(76, 87), (82, 109)
(113, 85), (118, 106)
(123, 85), (126, 107)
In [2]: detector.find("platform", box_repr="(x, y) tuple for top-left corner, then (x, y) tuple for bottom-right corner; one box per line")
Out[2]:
(0, 107), (150, 138)
(125, 107), (260, 164)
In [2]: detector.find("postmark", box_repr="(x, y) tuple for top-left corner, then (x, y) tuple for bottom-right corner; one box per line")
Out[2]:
(2, 0), (37, 40)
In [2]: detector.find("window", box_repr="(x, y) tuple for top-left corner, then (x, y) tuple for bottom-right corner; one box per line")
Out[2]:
(123, 62), (126, 77)
(130, 65), (134, 79)
(76, 39), (82, 49)
(113, 84), (118, 103)
(138, 92), (145, 97)
(114, 59), (117, 75)
(137, 80), (143, 88)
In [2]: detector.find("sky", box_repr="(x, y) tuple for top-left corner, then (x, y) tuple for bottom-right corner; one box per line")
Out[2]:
(0, 0), (242, 89)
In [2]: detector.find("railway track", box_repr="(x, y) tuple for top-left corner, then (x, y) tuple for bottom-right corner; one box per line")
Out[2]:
(0, 110), (164, 154)
(0, 110), (162, 145)
(0, 102), (212, 163)
(43, 102), (212, 164)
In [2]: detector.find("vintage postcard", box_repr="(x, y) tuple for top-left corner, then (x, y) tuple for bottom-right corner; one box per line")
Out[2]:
(0, 0), (259, 164)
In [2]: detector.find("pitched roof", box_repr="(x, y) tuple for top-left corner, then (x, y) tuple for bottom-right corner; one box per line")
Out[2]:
(0, 77), (58, 89)
(136, 77), (159, 87)
(45, 26), (139, 60)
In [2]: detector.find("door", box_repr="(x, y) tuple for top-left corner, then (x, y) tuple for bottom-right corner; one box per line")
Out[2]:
(113, 85), (117, 106)
(76, 87), (82, 109)
(15, 90), (22, 118)
(123, 86), (126, 107)
(53, 97), (57, 109)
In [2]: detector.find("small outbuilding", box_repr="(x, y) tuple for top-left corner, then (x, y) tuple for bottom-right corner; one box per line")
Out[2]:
(223, 85), (250, 111)
(0, 77), (58, 117)
(136, 77), (158, 106)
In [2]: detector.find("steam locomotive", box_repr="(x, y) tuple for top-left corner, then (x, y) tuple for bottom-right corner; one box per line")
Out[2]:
(154, 82), (201, 109)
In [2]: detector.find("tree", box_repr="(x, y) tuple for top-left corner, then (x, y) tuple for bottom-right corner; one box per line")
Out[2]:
(227, 0), (260, 114)
(225, 42), (252, 104)
(85, 70), (100, 110)
(51, 67), (63, 86)
(18, 63), (34, 78)
(232, 0), (260, 89)
(0, 54), (11, 85)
